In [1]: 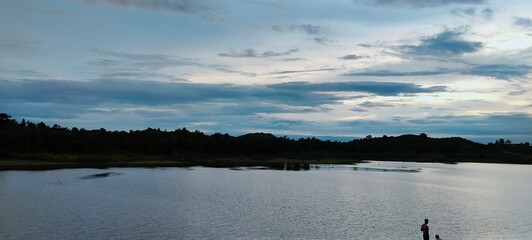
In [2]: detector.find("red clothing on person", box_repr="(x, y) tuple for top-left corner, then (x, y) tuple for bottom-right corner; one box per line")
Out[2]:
(420, 223), (429, 235)
(421, 223), (430, 240)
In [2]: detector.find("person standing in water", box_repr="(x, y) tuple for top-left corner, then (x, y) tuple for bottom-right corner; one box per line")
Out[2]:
(420, 219), (429, 240)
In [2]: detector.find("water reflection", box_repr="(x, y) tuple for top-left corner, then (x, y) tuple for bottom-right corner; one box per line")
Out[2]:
(353, 166), (420, 172)
(79, 172), (122, 180)
(230, 163), (311, 171)
(229, 163), (420, 172)
(276, 163), (311, 171)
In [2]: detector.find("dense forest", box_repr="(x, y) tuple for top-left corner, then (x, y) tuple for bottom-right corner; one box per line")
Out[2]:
(1, 113), (531, 168)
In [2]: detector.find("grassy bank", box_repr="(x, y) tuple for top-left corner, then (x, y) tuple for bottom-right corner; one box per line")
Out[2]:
(1, 150), (531, 170)
(0, 152), (363, 170)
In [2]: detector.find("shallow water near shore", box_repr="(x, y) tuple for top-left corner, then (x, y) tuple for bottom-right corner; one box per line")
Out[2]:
(1, 161), (531, 239)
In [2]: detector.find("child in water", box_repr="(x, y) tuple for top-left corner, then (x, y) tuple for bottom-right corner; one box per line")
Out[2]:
(435, 234), (442, 240)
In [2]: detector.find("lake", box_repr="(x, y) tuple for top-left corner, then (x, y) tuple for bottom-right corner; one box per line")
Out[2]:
(1, 161), (531, 239)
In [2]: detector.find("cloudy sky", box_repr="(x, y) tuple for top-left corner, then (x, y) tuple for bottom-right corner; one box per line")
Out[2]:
(1, 0), (531, 142)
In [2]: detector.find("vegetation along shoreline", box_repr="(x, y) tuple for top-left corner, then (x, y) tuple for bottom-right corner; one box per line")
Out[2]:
(1, 113), (531, 170)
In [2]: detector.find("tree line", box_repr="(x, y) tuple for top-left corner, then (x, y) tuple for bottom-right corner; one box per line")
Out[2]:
(1, 113), (530, 162)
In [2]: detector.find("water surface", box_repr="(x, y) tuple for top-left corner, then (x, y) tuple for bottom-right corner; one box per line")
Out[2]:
(1, 161), (531, 239)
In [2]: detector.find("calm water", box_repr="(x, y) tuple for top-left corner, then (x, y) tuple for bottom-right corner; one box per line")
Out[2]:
(1, 161), (531, 240)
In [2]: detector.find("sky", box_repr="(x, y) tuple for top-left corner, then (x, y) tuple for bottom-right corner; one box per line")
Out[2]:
(0, 0), (531, 143)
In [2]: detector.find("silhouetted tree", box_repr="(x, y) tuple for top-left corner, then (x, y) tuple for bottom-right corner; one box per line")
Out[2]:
(0, 112), (530, 164)
(0, 113), (10, 120)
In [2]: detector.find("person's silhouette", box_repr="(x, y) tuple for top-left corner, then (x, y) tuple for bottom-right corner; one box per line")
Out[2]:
(420, 219), (429, 240)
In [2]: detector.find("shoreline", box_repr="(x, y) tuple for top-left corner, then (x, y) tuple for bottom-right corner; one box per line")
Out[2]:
(2, 155), (531, 171)
(0, 158), (360, 171)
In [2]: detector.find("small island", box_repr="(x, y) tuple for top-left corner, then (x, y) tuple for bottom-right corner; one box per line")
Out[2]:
(1, 113), (531, 170)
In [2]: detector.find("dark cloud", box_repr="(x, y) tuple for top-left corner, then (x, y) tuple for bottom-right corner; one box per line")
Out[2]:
(351, 108), (369, 112)
(312, 37), (332, 45)
(299, 24), (323, 35)
(265, 118), (307, 129)
(272, 24), (332, 45)
(398, 29), (483, 57)
(218, 48), (298, 58)
(461, 64), (531, 80)
(353, 0), (488, 8)
(218, 49), (256, 58)
(271, 68), (338, 75)
(92, 48), (195, 70)
(210, 66), (257, 77)
(357, 41), (390, 49)
(481, 8), (493, 20)
(85, 0), (222, 20)
(339, 54), (366, 60)
(100, 72), (188, 82)
(514, 17), (532, 29)
(220, 103), (329, 116)
(345, 69), (450, 77)
(340, 119), (391, 129)
(0, 79), (334, 108)
(358, 101), (394, 108)
(451, 7), (493, 20)
(272, 24), (324, 35)
(271, 25), (283, 32)
(268, 81), (447, 96)
(0, 79), (447, 110)
(508, 89), (527, 96)
(85, 0), (212, 13)
(451, 7), (492, 20)
(281, 57), (306, 62)
(451, 7), (476, 17)
(91, 49), (255, 77)
(358, 43), (373, 48)
(262, 49), (299, 57)
(346, 64), (530, 79)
